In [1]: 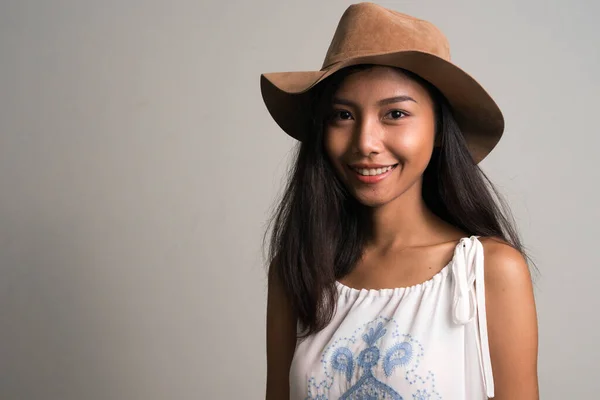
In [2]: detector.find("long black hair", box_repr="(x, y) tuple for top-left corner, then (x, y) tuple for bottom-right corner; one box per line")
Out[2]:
(263, 64), (536, 339)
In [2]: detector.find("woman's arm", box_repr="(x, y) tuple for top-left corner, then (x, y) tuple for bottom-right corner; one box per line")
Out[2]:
(265, 262), (297, 400)
(482, 237), (539, 399)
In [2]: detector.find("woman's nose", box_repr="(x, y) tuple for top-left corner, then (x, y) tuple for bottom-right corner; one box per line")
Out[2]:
(352, 115), (384, 156)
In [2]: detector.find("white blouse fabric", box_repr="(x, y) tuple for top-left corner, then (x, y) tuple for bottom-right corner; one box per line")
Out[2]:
(289, 235), (494, 400)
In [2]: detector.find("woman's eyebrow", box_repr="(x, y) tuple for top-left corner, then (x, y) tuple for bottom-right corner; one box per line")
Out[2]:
(332, 95), (418, 106)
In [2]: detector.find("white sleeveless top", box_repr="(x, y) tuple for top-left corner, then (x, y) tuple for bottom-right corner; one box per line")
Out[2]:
(289, 235), (494, 399)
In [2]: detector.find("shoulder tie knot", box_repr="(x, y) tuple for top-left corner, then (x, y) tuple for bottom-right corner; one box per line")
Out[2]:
(451, 235), (495, 398)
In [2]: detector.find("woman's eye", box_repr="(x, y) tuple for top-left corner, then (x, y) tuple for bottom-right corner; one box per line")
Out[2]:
(386, 110), (407, 120)
(331, 110), (353, 121)
(329, 109), (407, 122)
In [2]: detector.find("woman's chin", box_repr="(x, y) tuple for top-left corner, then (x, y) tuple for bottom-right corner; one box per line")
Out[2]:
(352, 192), (394, 208)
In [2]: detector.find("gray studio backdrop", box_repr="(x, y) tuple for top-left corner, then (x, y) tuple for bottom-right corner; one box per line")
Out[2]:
(0, 0), (598, 398)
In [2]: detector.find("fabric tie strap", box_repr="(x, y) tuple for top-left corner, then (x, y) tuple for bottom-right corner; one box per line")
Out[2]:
(451, 235), (495, 398)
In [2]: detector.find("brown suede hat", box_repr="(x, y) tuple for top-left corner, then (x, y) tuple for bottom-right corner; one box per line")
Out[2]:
(260, 2), (505, 164)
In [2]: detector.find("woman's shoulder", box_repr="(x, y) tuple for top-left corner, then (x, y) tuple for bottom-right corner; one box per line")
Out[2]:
(476, 236), (539, 396)
(477, 235), (530, 285)
(477, 235), (534, 319)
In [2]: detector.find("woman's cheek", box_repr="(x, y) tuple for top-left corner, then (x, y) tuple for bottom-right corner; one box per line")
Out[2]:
(324, 131), (347, 160)
(389, 127), (435, 161)
(323, 132), (345, 175)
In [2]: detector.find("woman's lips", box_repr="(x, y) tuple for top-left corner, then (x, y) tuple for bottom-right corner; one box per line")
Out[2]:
(348, 163), (398, 184)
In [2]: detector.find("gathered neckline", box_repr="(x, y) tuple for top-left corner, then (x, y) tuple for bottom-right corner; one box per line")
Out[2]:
(333, 235), (479, 297)
(334, 258), (454, 297)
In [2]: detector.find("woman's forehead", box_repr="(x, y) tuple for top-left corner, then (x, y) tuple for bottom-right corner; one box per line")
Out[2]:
(331, 66), (432, 105)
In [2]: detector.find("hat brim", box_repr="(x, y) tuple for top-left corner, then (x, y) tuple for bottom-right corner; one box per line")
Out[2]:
(260, 50), (504, 164)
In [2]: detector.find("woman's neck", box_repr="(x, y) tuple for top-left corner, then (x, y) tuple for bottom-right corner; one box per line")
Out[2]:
(360, 186), (459, 252)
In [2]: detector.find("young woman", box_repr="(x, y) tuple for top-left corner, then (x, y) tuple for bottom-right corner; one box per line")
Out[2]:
(261, 3), (538, 399)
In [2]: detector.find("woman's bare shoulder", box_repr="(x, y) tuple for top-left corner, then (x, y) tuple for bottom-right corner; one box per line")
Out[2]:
(478, 235), (539, 398)
(478, 236), (530, 282)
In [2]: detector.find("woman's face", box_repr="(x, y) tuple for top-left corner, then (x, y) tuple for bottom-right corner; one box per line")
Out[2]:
(323, 66), (437, 207)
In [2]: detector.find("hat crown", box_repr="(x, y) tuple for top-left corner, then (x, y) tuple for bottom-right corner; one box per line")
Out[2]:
(322, 2), (451, 70)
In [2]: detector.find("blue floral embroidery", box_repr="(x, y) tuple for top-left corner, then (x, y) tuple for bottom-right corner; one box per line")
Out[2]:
(384, 341), (413, 376)
(413, 389), (431, 400)
(304, 316), (442, 400)
(331, 347), (354, 381)
(339, 322), (402, 399)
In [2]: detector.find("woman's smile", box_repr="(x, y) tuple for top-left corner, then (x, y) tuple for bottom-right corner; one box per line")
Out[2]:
(347, 163), (399, 184)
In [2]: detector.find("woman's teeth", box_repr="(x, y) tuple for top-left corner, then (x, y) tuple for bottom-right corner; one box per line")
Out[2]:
(353, 165), (395, 176)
